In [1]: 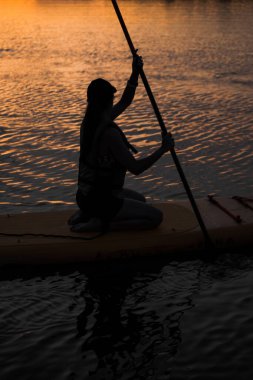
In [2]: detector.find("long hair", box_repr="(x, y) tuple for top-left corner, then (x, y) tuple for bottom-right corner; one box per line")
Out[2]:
(79, 103), (107, 161)
(79, 79), (116, 162)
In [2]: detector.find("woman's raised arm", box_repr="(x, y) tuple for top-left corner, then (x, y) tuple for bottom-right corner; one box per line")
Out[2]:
(111, 55), (143, 120)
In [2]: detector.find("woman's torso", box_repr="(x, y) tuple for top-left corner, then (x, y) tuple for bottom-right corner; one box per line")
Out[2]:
(78, 122), (127, 197)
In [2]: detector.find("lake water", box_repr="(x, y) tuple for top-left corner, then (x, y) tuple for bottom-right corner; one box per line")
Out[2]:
(0, 0), (253, 379)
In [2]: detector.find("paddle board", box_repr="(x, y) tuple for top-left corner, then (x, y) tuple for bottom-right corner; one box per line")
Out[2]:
(0, 197), (252, 265)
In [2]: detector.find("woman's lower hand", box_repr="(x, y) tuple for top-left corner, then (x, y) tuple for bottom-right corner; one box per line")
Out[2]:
(161, 134), (175, 152)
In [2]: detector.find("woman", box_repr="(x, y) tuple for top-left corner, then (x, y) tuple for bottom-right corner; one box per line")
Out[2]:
(70, 55), (174, 232)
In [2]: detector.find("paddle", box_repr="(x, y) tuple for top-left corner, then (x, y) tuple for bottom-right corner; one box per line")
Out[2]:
(111, 0), (213, 249)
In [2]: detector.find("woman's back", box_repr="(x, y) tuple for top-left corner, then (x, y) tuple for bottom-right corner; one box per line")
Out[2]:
(78, 123), (126, 197)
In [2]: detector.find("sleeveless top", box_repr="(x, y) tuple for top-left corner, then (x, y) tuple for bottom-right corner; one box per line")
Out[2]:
(78, 122), (136, 197)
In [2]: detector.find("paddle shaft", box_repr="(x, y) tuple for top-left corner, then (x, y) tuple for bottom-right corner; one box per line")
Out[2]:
(111, 0), (213, 247)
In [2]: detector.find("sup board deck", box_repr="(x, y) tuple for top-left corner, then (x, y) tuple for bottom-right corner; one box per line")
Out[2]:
(0, 198), (252, 265)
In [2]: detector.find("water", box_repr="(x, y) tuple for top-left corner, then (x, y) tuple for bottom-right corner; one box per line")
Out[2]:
(0, 0), (253, 212)
(1, 255), (253, 379)
(0, 0), (253, 379)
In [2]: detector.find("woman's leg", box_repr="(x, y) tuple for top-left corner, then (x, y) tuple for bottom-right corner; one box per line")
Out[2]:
(71, 199), (163, 232)
(116, 188), (146, 203)
(69, 188), (146, 226)
(110, 199), (163, 230)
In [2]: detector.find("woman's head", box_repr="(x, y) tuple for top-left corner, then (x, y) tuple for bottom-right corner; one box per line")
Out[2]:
(87, 78), (116, 110)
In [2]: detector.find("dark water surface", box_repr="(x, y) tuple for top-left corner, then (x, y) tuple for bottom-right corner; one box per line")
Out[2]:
(0, 0), (253, 379)
(1, 254), (253, 380)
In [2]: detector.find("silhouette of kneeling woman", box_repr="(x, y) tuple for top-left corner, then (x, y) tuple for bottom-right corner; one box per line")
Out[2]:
(70, 55), (174, 232)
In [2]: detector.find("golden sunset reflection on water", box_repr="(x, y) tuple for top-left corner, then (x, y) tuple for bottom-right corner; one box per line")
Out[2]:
(0, 0), (253, 212)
